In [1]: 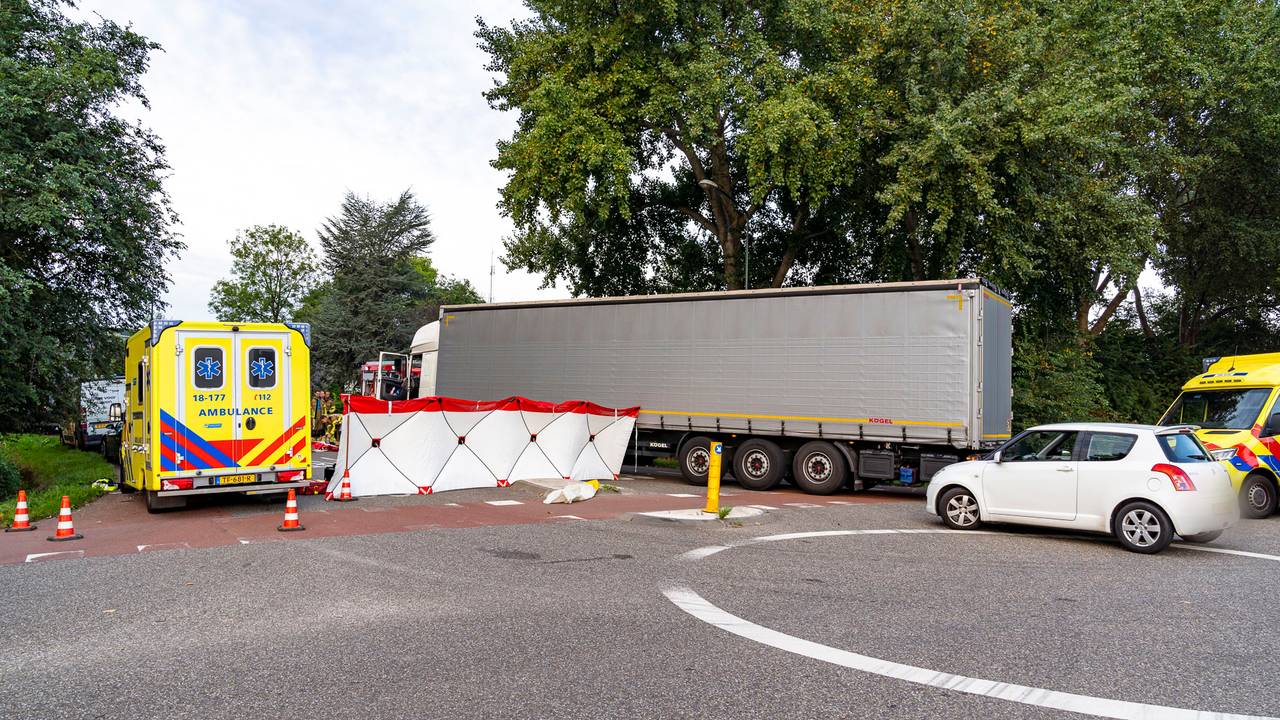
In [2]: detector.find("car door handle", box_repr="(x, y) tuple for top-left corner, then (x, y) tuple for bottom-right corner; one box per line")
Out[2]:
(1056, 466), (1073, 472)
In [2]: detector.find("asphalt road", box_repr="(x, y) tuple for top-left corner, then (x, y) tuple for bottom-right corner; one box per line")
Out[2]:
(2, 490), (1278, 720)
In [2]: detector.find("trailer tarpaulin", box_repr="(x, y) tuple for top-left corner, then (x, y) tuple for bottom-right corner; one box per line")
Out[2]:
(325, 395), (640, 498)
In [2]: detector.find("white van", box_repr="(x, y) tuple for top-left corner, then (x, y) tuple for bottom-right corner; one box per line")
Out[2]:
(63, 377), (125, 450)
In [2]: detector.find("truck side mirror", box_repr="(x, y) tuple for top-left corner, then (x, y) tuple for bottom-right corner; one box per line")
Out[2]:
(108, 403), (122, 421)
(1264, 412), (1280, 438)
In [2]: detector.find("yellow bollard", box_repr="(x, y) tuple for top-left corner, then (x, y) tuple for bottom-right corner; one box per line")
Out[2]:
(703, 441), (723, 514)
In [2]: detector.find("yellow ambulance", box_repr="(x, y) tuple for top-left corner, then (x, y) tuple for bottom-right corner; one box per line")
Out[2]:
(1160, 352), (1280, 518)
(115, 320), (313, 512)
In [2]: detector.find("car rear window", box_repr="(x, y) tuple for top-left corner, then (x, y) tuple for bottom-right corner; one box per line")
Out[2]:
(1085, 433), (1137, 461)
(1158, 432), (1211, 463)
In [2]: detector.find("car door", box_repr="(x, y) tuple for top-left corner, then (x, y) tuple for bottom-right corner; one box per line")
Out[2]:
(982, 430), (1080, 520)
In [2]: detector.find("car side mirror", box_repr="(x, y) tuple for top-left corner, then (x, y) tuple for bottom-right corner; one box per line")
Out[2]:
(991, 450), (1003, 463)
(108, 403), (122, 421)
(1264, 412), (1280, 438)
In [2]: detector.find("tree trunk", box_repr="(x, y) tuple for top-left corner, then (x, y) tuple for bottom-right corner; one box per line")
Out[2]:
(902, 210), (925, 281)
(1133, 286), (1154, 338)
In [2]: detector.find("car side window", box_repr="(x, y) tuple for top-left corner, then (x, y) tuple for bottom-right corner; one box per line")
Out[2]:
(1003, 431), (1076, 462)
(1085, 433), (1137, 461)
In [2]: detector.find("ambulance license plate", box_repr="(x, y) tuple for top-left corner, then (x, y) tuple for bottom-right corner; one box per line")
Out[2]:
(219, 474), (257, 485)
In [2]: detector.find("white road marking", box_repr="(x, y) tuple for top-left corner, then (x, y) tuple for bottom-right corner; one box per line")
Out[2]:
(826, 500), (854, 505)
(680, 545), (730, 561)
(666, 493), (699, 498)
(24, 550), (84, 563)
(668, 528), (1280, 720)
(445, 503), (462, 507)
(554, 515), (587, 521)
(748, 504), (778, 510)
(664, 586), (1276, 720)
(1170, 543), (1280, 562)
(485, 500), (523, 506)
(136, 543), (191, 552)
(783, 502), (822, 508)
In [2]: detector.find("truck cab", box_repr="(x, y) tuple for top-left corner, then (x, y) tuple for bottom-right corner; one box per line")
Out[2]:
(1160, 353), (1280, 518)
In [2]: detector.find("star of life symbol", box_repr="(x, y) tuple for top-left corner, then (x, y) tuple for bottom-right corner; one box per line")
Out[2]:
(250, 357), (274, 380)
(195, 356), (221, 380)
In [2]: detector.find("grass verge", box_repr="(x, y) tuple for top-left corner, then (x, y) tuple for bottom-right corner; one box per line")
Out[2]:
(0, 434), (110, 523)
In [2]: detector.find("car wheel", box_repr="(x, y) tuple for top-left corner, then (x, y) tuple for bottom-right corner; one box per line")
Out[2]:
(1239, 473), (1277, 519)
(791, 441), (847, 495)
(733, 439), (785, 491)
(1181, 530), (1223, 543)
(1113, 501), (1173, 554)
(144, 490), (162, 513)
(939, 487), (981, 530)
(677, 436), (713, 486)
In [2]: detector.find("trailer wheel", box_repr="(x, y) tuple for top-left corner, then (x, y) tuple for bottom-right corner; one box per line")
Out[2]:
(792, 441), (847, 495)
(733, 439), (785, 491)
(678, 436), (713, 486)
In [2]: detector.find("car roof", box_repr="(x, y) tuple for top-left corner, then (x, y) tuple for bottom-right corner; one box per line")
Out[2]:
(1026, 422), (1163, 434)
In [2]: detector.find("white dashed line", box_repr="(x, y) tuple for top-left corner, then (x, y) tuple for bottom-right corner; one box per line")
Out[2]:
(747, 504), (778, 510)
(485, 500), (524, 506)
(666, 493), (699, 498)
(554, 515), (587, 521)
(783, 502), (822, 508)
(24, 550), (84, 563)
(136, 543), (191, 553)
(668, 528), (1280, 720)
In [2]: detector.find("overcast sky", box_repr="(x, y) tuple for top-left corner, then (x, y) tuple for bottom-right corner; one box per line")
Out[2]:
(76, 0), (566, 319)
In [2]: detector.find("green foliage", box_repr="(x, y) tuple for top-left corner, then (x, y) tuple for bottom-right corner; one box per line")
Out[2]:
(0, 0), (181, 432)
(309, 190), (438, 386)
(208, 225), (320, 323)
(480, 0), (1280, 424)
(1011, 338), (1111, 431)
(0, 434), (108, 522)
(0, 453), (20, 500)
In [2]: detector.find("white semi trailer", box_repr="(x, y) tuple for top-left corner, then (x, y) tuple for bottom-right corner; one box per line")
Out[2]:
(404, 278), (1013, 495)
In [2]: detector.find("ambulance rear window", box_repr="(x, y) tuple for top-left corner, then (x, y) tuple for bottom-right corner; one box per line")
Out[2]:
(247, 348), (276, 389)
(192, 347), (224, 389)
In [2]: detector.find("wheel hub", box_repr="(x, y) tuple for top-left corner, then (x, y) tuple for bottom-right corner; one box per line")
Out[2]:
(688, 448), (710, 475)
(805, 453), (832, 481)
(945, 495), (978, 527)
(1121, 509), (1161, 547)
(744, 450), (769, 478)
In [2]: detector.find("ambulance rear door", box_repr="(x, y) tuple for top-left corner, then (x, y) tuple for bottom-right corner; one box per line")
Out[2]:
(169, 331), (238, 476)
(233, 329), (302, 471)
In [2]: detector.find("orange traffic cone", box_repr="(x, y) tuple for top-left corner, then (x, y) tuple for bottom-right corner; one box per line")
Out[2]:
(5, 490), (37, 532)
(335, 470), (357, 502)
(278, 489), (304, 532)
(47, 496), (82, 542)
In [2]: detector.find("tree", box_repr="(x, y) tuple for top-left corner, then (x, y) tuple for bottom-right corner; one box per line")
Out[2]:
(0, 0), (181, 431)
(208, 225), (319, 323)
(478, 0), (867, 291)
(310, 190), (437, 386)
(477, 0), (1158, 312)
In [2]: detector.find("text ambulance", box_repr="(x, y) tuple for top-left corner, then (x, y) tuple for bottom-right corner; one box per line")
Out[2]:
(1160, 352), (1280, 518)
(118, 320), (313, 512)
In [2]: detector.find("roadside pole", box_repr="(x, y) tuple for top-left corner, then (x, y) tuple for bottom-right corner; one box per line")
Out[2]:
(703, 442), (723, 515)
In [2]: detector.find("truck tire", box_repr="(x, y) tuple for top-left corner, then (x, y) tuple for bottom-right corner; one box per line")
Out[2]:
(1240, 472), (1277, 518)
(678, 436), (713, 486)
(792, 441), (847, 495)
(733, 439), (785, 491)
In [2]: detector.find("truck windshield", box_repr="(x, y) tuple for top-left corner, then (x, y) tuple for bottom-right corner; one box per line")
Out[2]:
(1159, 388), (1270, 430)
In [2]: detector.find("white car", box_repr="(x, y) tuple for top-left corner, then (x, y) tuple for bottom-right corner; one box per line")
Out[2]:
(925, 423), (1237, 553)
